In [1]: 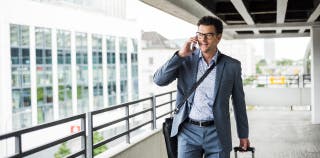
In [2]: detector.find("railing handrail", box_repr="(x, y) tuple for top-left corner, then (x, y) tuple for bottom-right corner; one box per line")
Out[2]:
(87, 91), (176, 157)
(0, 90), (177, 158)
(243, 74), (311, 88)
(0, 113), (86, 158)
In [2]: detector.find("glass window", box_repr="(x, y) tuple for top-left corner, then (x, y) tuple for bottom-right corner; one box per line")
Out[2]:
(46, 50), (52, 64)
(107, 52), (115, 64)
(120, 53), (127, 64)
(21, 27), (29, 47)
(132, 38), (138, 52)
(92, 35), (102, 50)
(36, 49), (43, 64)
(66, 53), (71, 64)
(10, 25), (19, 47)
(11, 48), (19, 65)
(10, 24), (32, 130)
(106, 36), (115, 51)
(22, 49), (30, 64)
(119, 37), (127, 52)
(76, 32), (89, 114)
(57, 30), (72, 119)
(107, 65), (116, 80)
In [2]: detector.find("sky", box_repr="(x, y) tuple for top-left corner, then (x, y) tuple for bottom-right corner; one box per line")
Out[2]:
(126, 0), (197, 39)
(127, 0), (311, 60)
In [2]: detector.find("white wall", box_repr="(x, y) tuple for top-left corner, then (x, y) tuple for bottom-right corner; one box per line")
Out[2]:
(244, 87), (311, 107)
(220, 39), (256, 76)
(139, 48), (177, 98)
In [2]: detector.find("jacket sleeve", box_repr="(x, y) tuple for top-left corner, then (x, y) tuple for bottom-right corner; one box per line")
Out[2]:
(231, 63), (249, 139)
(153, 51), (185, 86)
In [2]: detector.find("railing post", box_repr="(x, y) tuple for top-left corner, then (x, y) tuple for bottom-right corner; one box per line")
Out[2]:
(15, 135), (21, 154)
(170, 91), (173, 117)
(298, 74), (300, 88)
(265, 75), (268, 88)
(125, 105), (130, 144)
(86, 112), (93, 158)
(81, 117), (86, 157)
(151, 94), (157, 130)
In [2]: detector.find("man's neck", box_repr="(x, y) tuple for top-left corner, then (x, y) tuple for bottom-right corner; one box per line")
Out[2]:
(202, 49), (217, 65)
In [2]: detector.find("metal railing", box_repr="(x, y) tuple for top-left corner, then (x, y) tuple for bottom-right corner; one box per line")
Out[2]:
(0, 90), (176, 158)
(243, 74), (311, 88)
(0, 114), (86, 158)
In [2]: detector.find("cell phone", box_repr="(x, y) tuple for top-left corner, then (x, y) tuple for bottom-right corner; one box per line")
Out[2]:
(190, 40), (198, 50)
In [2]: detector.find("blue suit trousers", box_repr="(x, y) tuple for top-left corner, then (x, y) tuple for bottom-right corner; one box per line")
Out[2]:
(178, 122), (230, 158)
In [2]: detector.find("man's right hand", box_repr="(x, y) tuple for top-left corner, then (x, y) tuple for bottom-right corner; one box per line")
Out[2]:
(178, 36), (198, 58)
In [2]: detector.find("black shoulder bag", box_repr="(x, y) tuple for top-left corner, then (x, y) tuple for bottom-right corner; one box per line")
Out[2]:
(162, 62), (216, 158)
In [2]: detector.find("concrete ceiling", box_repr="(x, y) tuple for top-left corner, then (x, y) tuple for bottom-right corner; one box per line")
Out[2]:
(139, 0), (320, 39)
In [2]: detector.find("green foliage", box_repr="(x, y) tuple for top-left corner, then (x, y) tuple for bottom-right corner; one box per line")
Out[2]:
(257, 59), (267, 66)
(93, 131), (108, 156)
(37, 88), (44, 101)
(37, 108), (44, 123)
(54, 142), (71, 158)
(255, 59), (267, 74)
(58, 85), (72, 101)
(276, 59), (293, 66)
(306, 58), (311, 74)
(77, 86), (82, 99)
(243, 76), (256, 86)
(256, 66), (262, 74)
(58, 85), (65, 101)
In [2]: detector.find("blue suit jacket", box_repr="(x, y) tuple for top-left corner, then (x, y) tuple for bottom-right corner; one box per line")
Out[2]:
(153, 49), (249, 151)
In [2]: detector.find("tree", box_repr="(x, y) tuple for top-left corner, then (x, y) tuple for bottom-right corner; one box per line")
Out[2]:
(93, 131), (108, 156)
(54, 142), (71, 158)
(276, 59), (293, 66)
(255, 59), (267, 74)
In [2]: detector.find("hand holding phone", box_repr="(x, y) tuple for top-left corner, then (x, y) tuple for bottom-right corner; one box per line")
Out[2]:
(190, 41), (198, 51)
(178, 36), (198, 58)
(190, 37), (198, 51)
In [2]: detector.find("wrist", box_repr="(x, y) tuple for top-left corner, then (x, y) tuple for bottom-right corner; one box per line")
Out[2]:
(177, 50), (187, 58)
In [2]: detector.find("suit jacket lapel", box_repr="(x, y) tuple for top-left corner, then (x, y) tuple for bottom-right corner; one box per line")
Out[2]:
(213, 53), (226, 105)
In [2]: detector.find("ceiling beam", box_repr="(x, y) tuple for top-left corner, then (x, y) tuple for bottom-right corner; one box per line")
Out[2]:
(299, 3), (320, 33)
(139, 0), (238, 39)
(225, 22), (320, 31)
(233, 32), (310, 39)
(276, 0), (288, 33)
(230, 0), (259, 34)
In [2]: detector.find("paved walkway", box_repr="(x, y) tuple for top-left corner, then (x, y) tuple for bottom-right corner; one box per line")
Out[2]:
(231, 110), (320, 158)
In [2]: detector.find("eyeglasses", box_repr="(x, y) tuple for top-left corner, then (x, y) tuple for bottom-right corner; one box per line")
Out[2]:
(196, 32), (217, 40)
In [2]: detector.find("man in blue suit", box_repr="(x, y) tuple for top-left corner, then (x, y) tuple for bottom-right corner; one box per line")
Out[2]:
(154, 16), (250, 158)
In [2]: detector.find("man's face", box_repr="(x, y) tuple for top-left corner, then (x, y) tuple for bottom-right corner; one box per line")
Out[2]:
(197, 25), (222, 54)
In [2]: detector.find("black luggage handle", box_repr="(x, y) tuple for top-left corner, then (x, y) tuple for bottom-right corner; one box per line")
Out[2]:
(234, 147), (255, 158)
(234, 147), (255, 152)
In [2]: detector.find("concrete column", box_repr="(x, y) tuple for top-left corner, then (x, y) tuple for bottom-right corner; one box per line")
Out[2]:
(311, 26), (320, 124)
(127, 38), (133, 101)
(102, 36), (108, 108)
(87, 33), (94, 111)
(52, 29), (59, 120)
(71, 31), (77, 115)
(29, 26), (37, 126)
(115, 37), (121, 104)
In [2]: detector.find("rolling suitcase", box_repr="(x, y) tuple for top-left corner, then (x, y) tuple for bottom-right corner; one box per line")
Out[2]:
(234, 147), (255, 158)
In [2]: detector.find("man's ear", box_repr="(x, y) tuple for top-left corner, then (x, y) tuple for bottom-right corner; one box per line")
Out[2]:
(216, 34), (222, 41)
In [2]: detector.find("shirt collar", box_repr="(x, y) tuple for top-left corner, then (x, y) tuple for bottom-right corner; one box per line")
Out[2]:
(199, 49), (219, 65)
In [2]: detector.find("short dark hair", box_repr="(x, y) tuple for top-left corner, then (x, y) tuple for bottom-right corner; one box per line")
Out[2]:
(197, 16), (223, 34)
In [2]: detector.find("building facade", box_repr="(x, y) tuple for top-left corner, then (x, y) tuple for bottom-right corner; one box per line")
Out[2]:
(0, 0), (140, 134)
(139, 31), (178, 98)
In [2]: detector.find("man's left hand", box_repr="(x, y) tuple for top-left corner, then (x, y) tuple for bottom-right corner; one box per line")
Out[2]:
(239, 138), (250, 150)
